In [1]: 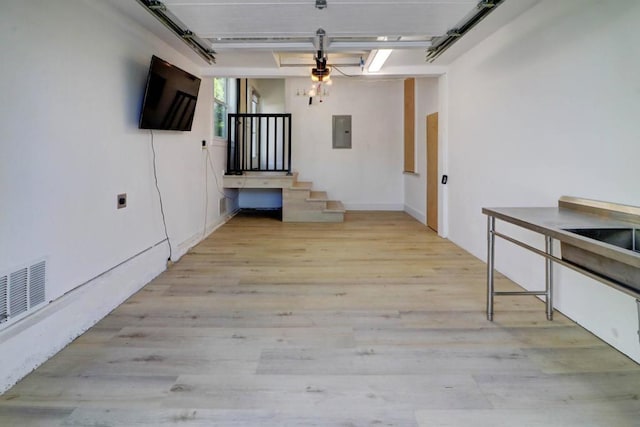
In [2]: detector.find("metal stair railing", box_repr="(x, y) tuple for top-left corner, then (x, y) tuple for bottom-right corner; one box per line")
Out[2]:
(226, 113), (292, 175)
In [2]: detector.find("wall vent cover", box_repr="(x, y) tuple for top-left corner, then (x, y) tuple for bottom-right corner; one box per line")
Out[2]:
(0, 259), (47, 326)
(0, 275), (7, 323)
(9, 268), (28, 318)
(29, 261), (46, 307)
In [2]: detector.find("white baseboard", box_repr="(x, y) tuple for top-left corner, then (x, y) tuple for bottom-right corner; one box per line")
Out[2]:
(343, 203), (404, 211)
(0, 243), (167, 394)
(404, 204), (427, 225)
(174, 210), (238, 260)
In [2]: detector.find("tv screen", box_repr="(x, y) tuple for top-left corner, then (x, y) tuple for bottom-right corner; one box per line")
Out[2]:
(139, 56), (202, 131)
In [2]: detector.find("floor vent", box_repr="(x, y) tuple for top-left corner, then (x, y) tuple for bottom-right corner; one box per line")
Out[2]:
(0, 259), (47, 325)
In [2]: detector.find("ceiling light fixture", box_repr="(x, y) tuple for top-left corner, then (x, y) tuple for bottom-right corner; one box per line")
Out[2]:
(311, 28), (331, 82)
(367, 49), (392, 73)
(311, 62), (331, 82)
(311, 51), (331, 82)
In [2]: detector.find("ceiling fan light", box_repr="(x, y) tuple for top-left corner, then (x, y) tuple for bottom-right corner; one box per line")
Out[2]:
(311, 66), (331, 82)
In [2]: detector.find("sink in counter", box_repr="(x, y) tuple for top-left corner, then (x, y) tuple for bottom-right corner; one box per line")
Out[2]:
(561, 227), (640, 293)
(563, 227), (639, 252)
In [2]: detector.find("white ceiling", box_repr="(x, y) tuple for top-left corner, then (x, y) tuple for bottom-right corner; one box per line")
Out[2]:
(110, 0), (541, 77)
(167, 0), (476, 38)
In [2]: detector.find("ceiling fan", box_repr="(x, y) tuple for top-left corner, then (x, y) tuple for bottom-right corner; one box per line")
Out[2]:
(311, 29), (331, 82)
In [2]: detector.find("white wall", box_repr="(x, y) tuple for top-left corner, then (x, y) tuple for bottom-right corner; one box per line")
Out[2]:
(251, 79), (286, 113)
(285, 77), (404, 210)
(437, 74), (450, 238)
(404, 78), (440, 224)
(446, 0), (640, 361)
(0, 0), (230, 391)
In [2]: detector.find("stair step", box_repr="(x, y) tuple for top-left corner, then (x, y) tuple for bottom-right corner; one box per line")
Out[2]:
(325, 200), (345, 213)
(283, 210), (344, 223)
(291, 181), (313, 191)
(307, 191), (328, 202)
(223, 171), (295, 189)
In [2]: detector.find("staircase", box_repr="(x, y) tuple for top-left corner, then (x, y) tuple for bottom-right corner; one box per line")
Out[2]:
(223, 172), (345, 223)
(283, 180), (345, 222)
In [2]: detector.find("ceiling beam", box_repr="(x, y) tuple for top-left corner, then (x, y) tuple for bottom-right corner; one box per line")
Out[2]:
(211, 42), (315, 51)
(210, 40), (430, 51)
(329, 40), (431, 50)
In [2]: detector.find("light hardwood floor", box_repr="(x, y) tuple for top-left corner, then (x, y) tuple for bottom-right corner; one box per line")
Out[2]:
(1, 211), (639, 426)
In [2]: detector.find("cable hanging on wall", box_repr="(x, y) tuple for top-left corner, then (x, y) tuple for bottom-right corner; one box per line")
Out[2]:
(149, 130), (173, 261)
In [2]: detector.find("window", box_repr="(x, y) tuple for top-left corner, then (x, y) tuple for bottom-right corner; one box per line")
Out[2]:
(214, 78), (229, 139)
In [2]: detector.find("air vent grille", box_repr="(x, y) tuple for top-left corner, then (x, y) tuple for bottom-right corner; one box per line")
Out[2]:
(10, 268), (28, 317)
(29, 261), (46, 307)
(0, 259), (47, 327)
(0, 276), (7, 323)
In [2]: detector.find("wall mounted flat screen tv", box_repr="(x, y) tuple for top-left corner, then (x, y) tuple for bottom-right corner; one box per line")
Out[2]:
(139, 55), (202, 131)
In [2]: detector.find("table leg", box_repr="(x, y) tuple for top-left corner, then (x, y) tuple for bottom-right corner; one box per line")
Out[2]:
(487, 216), (495, 321)
(545, 236), (554, 320)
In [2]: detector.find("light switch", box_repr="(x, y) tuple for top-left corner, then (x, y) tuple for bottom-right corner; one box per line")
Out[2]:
(117, 193), (127, 209)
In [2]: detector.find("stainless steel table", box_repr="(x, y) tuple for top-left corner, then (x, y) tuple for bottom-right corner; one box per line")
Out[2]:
(483, 197), (640, 321)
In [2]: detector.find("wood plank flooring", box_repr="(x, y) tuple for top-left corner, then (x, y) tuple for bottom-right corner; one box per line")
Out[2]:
(1, 211), (639, 426)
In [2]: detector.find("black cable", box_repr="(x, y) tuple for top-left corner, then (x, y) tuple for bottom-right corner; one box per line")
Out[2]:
(331, 65), (358, 78)
(203, 148), (209, 238)
(150, 130), (173, 261)
(206, 147), (242, 198)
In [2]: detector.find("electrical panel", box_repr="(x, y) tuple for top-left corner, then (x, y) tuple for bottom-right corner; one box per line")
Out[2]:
(332, 115), (352, 149)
